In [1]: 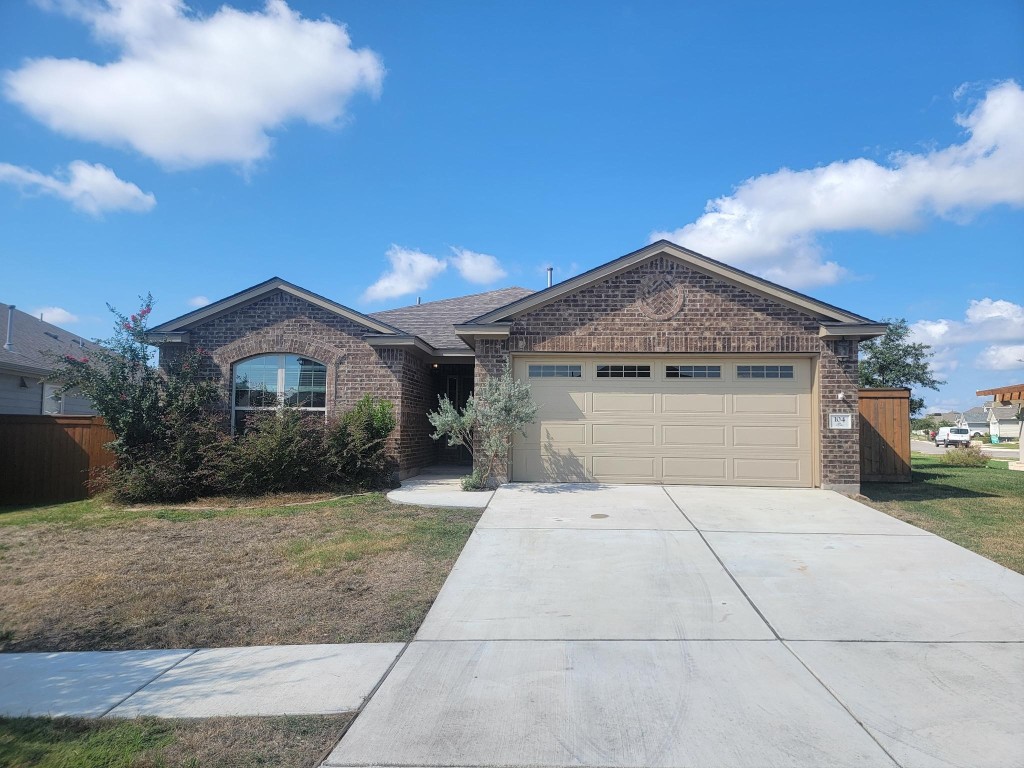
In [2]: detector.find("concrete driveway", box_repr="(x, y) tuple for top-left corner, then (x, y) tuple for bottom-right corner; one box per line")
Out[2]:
(325, 484), (1024, 768)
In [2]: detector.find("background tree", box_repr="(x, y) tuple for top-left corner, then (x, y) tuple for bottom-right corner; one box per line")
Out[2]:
(858, 318), (944, 416)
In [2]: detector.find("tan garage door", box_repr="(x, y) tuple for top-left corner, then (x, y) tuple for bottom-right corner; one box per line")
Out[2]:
(512, 356), (814, 487)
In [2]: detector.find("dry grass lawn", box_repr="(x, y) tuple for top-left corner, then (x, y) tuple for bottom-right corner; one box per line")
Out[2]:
(0, 493), (480, 652)
(861, 454), (1024, 573)
(0, 714), (351, 768)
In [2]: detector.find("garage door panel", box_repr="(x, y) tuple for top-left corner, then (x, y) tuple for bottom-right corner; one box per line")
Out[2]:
(663, 424), (727, 447)
(592, 423), (656, 446)
(514, 449), (589, 482)
(662, 456), (729, 482)
(533, 390), (586, 418)
(734, 457), (806, 483)
(663, 393), (727, 414)
(592, 392), (656, 414)
(733, 393), (802, 416)
(514, 356), (813, 488)
(592, 455), (657, 481)
(733, 425), (805, 448)
(519, 422), (587, 447)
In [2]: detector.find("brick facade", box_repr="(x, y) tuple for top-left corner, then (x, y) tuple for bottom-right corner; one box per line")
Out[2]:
(156, 290), (436, 478)
(473, 255), (861, 491)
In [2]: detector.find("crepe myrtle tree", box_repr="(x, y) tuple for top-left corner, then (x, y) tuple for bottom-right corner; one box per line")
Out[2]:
(858, 318), (944, 417)
(428, 366), (538, 489)
(51, 294), (222, 466)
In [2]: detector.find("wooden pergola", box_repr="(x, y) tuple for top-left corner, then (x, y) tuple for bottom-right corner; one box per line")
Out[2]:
(976, 383), (1023, 470)
(976, 383), (1024, 404)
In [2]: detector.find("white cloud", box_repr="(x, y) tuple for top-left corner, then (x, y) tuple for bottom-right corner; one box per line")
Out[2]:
(33, 306), (79, 324)
(0, 160), (155, 215)
(363, 245), (447, 302)
(449, 247), (507, 284)
(4, 0), (384, 169)
(976, 345), (1024, 371)
(188, 295), (211, 308)
(651, 80), (1024, 288)
(910, 298), (1024, 347)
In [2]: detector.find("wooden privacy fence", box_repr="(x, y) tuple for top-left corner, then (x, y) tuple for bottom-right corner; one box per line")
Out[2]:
(859, 388), (911, 483)
(0, 416), (116, 505)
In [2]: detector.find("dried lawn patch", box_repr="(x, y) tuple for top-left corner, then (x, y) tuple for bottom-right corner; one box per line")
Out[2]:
(0, 494), (480, 651)
(0, 714), (350, 768)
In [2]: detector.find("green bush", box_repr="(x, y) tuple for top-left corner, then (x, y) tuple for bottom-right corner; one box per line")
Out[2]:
(217, 410), (330, 495)
(461, 468), (488, 491)
(943, 445), (989, 467)
(325, 395), (397, 488)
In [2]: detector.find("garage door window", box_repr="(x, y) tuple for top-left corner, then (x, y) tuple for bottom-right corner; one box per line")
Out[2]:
(596, 364), (651, 378)
(528, 364), (582, 378)
(737, 364), (794, 379)
(666, 365), (721, 379)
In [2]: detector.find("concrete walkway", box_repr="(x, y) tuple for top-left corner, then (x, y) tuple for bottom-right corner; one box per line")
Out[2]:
(387, 467), (493, 508)
(0, 643), (403, 718)
(326, 483), (1024, 768)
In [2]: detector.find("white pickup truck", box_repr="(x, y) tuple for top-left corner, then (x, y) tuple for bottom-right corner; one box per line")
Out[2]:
(935, 426), (971, 447)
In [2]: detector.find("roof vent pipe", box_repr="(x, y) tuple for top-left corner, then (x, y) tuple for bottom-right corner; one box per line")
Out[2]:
(417, 297), (421, 305)
(546, 267), (553, 287)
(4, 304), (14, 351)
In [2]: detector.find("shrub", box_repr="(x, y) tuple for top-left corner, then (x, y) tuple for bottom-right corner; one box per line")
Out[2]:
(325, 395), (397, 488)
(218, 410), (330, 495)
(943, 445), (989, 467)
(461, 468), (488, 491)
(428, 366), (538, 488)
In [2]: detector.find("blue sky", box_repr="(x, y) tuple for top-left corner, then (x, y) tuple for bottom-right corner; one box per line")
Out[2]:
(1, 0), (1022, 412)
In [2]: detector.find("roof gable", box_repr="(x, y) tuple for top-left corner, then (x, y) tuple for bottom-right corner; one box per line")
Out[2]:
(468, 241), (876, 326)
(148, 278), (402, 337)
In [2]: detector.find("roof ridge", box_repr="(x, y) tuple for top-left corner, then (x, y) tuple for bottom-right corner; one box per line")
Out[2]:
(370, 286), (533, 315)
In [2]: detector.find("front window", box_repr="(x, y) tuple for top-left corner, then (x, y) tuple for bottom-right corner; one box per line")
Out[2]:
(233, 354), (326, 431)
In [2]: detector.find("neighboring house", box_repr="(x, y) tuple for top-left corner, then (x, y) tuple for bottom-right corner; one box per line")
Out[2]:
(147, 241), (885, 493)
(976, 383), (1024, 471)
(932, 411), (960, 425)
(986, 405), (1021, 441)
(0, 303), (98, 415)
(956, 407), (989, 436)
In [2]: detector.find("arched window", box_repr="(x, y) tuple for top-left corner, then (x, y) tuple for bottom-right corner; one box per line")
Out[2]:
(232, 354), (327, 432)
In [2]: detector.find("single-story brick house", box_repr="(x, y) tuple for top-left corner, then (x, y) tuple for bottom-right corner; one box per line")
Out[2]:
(148, 241), (885, 493)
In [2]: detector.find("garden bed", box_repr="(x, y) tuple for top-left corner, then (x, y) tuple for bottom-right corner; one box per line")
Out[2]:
(0, 494), (480, 652)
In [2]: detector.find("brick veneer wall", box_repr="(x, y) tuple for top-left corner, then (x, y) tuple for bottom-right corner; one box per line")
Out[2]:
(474, 255), (861, 491)
(156, 290), (434, 477)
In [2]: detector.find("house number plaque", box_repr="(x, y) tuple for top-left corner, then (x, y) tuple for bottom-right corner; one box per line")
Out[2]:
(829, 413), (853, 430)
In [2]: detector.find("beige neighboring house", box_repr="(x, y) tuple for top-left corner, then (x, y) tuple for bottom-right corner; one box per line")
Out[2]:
(976, 383), (1023, 471)
(0, 302), (98, 415)
(987, 405), (1022, 440)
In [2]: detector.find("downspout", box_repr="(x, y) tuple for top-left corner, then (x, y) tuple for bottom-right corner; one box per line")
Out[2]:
(3, 304), (13, 351)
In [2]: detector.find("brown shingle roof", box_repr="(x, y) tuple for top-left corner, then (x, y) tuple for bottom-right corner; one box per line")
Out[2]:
(370, 287), (534, 349)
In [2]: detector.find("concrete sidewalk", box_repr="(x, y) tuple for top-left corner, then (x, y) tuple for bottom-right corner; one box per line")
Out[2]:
(0, 643), (403, 718)
(325, 483), (1024, 768)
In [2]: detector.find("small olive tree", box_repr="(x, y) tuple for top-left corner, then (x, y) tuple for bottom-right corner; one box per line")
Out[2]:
(428, 367), (538, 489)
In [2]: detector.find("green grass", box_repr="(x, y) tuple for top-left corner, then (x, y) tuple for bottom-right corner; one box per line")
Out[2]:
(0, 493), (370, 529)
(862, 453), (1024, 573)
(0, 714), (350, 768)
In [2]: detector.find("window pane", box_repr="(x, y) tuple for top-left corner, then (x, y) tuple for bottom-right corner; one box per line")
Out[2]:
(737, 364), (794, 379)
(667, 365), (721, 379)
(529, 364), (581, 378)
(597, 364), (650, 378)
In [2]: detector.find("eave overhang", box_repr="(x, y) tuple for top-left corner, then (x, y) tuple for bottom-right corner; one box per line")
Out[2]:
(453, 323), (511, 350)
(976, 384), (1024, 403)
(147, 277), (403, 338)
(145, 331), (191, 345)
(818, 322), (888, 340)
